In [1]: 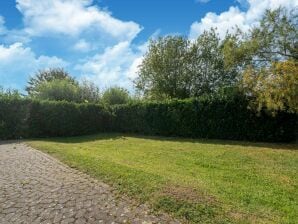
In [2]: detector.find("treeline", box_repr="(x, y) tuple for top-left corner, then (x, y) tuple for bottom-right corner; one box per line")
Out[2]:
(135, 7), (297, 115)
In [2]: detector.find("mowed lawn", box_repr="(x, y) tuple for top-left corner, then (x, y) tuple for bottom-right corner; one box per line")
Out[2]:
(28, 134), (298, 224)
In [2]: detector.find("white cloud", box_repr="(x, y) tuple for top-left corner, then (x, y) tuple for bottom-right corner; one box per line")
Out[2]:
(75, 41), (147, 89)
(0, 0), (146, 91)
(16, 0), (142, 42)
(0, 43), (67, 90)
(73, 39), (92, 52)
(190, 0), (298, 39)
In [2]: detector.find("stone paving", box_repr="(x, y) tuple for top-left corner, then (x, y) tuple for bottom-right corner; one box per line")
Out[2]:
(0, 142), (180, 224)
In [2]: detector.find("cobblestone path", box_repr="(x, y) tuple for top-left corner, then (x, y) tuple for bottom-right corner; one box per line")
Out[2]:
(0, 142), (179, 224)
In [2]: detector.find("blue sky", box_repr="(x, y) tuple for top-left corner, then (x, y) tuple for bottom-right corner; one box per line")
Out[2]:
(0, 0), (297, 92)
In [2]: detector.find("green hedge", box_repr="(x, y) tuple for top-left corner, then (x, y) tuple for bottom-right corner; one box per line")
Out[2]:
(0, 98), (29, 139)
(27, 101), (112, 137)
(112, 97), (297, 142)
(0, 99), (112, 139)
(0, 97), (296, 142)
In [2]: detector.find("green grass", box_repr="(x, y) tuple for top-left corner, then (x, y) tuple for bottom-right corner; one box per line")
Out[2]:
(27, 133), (298, 224)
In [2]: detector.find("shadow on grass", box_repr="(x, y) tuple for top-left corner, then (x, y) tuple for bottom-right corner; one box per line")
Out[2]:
(28, 132), (298, 151)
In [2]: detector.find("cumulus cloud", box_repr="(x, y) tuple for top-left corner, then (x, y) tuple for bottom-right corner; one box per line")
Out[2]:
(75, 41), (147, 89)
(0, 0), (146, 90)
(16, 0), (142, 42)
(0, 43), (67, 90)
(190, 0), (298, 39)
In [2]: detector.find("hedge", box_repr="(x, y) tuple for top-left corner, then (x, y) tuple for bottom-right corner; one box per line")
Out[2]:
(0, 97), (296, 142)
(0, 99), (112, 139)
(0, 98), (30, 139)
(111, 97), (297, 142)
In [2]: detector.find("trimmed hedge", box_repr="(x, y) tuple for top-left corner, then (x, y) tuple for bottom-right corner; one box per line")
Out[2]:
(0, 97), (296, 142)
(27, 100), (112, 137)
(0, 99), (112, 139)
(0, 98), (29, 139)
(112, 97), (297, 142)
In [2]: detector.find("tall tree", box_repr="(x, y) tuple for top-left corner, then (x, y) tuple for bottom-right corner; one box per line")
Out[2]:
(188, 29), (238, 97)
(135, 36), (190, 99)
(224, 7), (298, 114)
(135, 31), (238, 99)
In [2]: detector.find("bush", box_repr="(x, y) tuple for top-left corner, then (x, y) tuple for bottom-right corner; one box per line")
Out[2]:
(112, 96), (296, 142)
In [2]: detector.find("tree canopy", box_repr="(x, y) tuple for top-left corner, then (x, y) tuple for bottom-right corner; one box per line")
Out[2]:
(135, 29), (238, 99)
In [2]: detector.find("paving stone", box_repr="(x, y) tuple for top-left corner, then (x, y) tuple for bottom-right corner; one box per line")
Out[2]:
(0, 142), (180, 224)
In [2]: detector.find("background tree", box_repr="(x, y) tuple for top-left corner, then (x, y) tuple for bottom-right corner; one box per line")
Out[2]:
(27, 68), (101, 103)
(188, 29), (238, 97)
(0, 87), (22, 99)
(224, 7), (298, 114)
(26, 68), (76, 96)
(79, 79), (101, 103)
(33, 79), (81, 102)
(135, 31), (238, 100)
(102, 87), (130, 105)
(135, 36), (190, 99)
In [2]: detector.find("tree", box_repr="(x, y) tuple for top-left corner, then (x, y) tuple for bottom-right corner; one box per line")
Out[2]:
(188, 29), (238, 97)
(79, 79), (101, 103)
(102, 87), (130, 105)
(135, 36), (190, 99)
(224, 7), (297, 69)
(224, 7), (298, 114)
(242, 60), (298, 114)
(0, 87), (22, 99)
(135, 31), (238, 99)
(34, 79), (81, 102)
(26, 68), (76, 95)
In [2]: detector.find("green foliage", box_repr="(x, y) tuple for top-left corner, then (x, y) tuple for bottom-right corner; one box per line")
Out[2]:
(79, 79), (101, 103)
(112, 96), (296, 142)
(34, 79), (81, 102)
(102, 86), (130, 105)
(27, 100), (111, 137)
(223, 7), (298, 114)
(135, 36), (191, 99)
(242, 60), (298, 114)
(0, 91), (296, 142)
(135, 30), (238, 99)
(26, 68), (76, 96)
(27, 68), (101, 103)
(0, 98), (29, 139)
(0, 99), (112, 139)
(0, 87), (23, 99)
(224, 7), (297, 69)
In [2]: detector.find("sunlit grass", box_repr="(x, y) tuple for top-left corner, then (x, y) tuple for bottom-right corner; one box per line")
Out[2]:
(28, 133), (298, 223)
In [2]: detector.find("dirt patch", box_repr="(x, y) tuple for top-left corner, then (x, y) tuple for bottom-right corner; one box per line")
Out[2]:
(160, 184), (218, 204)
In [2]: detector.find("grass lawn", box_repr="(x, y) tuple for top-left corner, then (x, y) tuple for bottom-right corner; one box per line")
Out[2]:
(27, 134), (298, 224)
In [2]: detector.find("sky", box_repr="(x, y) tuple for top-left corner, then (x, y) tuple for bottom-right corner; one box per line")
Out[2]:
(0, 0), (297, 92)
